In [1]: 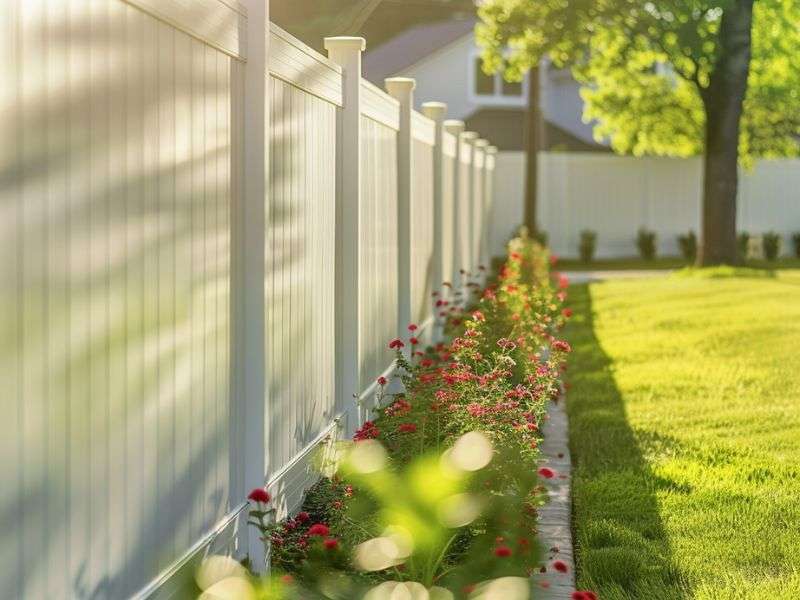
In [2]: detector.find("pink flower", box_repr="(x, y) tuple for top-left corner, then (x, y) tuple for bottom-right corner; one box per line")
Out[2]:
(553, 560), (568, 573)
(389, 339), (405, 349)
(296, 511), (310, 523)
(538, 467), (555, 479)
(377, 376), (387, 386)
(408, 323), (418, 331)
(248, 488), (271, 504)
(398, 423), (417, 434)
(308, 523), (330, 537)
(558, 274), (569, 289)
(562, 308), (573, 318)
(494, 546), (512, 557)
(323, 538), (339, 550)
(410, 337), (419, 346)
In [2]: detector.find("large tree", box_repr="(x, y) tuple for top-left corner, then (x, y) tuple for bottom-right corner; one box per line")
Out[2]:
(477, 0), (800, 265)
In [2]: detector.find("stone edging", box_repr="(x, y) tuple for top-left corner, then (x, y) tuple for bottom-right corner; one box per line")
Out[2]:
(532, 395), (576, 598)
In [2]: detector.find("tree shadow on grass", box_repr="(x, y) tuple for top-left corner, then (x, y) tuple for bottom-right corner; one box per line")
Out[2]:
(565, 283), (691, 600)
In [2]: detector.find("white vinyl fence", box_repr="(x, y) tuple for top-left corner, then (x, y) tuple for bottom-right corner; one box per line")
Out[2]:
(491, 152), (800, 259)
(0, 2), (498, 598)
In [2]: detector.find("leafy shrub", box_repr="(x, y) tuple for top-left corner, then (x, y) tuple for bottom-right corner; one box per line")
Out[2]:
(677, 231), (697, 262)
(762, 232), (781, 261)
(531, 228), (549, 246)
(793, 233), (800, 258)
(737, 232), (750, 259)
(636, 228), (657, 260)
(212, 240), (582, 599)
(580, 230), (597, 263)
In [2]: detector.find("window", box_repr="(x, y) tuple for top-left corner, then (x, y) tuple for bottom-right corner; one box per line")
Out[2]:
(470, 52), (528, 106)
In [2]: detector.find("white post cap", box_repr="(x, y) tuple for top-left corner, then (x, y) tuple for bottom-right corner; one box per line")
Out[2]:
(385, 77), (416, 96)
(475, 139), (490, 149)
(323, 36), (367, 53)
(487, 145), (499, 155)
(421, 102), (447, 120)
(443, 119), (465, 135)
(461, 131), (479, 143)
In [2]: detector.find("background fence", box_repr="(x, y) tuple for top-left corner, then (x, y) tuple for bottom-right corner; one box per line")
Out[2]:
(0, 2), (498, 598)
(490, 152), (800, 259)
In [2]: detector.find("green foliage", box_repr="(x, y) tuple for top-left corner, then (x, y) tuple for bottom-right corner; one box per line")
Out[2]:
(565, 270), (800, 597)
(677, 230), (697, 262)
(738, 231), (751, 259)
(636, 228), (657, 260)
(762, 231), (781, 260)
(202, 241), (577, 599)
(579, 230), (597, 263)
(793, 233), (800, 258)
(476, 0), (800, 163)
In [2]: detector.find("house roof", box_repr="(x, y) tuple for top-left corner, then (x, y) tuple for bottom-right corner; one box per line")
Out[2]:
(363, 17), (476, 84)
(464, 108), (611, 153)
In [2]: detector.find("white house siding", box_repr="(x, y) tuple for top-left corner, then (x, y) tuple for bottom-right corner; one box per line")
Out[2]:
(0, 0), (243, 597)
(394, 35), (598, 149)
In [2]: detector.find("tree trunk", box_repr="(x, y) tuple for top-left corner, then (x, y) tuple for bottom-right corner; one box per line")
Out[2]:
(697, 0), (754, 266)
(523, 65), (541, 234)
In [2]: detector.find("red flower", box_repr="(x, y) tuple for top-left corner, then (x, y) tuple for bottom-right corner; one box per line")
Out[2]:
(558, 274), (569, 289)
(550, 254), (559, 266)
(308, 523), (330, 537)
(323, 538), (339, 550)
(389, 338), (405, 349)
(248, 488), (271, 504)
(408, 323), (418, 331)
(572, 592), (598, 600)
(552, 340), (572, 353)
(562, 308), (573, 318)
(398, 423), (417, 434)
(494, 546), (512, 557)
(538, 467), (555, 479)
(296, 511), (310, 523)
(553, 560), (568, 573)
(410, 337), (419, 345)
(281, 574), (294, 584)
(377, 376), (387, 386)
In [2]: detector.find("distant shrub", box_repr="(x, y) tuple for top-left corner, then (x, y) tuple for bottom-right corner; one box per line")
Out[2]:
(677, 231), (697, 262)
(579, 230), (597, 263)
(737, 232), (750, 259)
(636, 228), (657, 260)
(762, 232), (781, 261)
(531, 229), (549, 246)
(792, 233), (800, 258)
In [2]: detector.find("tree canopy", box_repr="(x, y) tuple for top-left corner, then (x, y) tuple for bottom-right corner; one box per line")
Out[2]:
(477, 0), (800, 163)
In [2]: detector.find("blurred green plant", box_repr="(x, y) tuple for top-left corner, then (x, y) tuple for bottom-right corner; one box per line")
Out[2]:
(762, 231), (781, 261)
(677, 231), (697, 262)
(637, 228), (657, 261)
(579, 230), (597, 263)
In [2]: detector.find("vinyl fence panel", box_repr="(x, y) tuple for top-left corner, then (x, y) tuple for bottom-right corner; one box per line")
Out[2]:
(0, 0), (244, 597)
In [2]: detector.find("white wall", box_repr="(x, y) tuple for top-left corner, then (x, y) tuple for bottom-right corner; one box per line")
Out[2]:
(490, 152), (800, 259)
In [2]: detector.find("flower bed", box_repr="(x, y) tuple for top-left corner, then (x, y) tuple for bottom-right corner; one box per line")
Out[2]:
(196, 237), (592, 599)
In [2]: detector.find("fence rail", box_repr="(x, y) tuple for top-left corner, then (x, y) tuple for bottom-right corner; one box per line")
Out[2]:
(0, 2), (498, 598)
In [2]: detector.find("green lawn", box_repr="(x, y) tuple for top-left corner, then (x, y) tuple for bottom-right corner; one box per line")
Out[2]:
(564, 268), (800, 599)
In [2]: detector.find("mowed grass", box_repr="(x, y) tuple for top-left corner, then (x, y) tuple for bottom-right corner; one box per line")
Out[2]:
(564, 268), (800, 599)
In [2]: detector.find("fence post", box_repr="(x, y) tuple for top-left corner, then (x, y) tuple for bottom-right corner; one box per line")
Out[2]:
(385, 77), (416, 346)
(461, 131), (479, 287)
(421, 102), (447, 341)
(474, 139), (489, 282)
(485, 145), (498, 269)
(235, 0), (269, 570)
(324, 36), (366, 436)
(443, 120), (464, 294)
